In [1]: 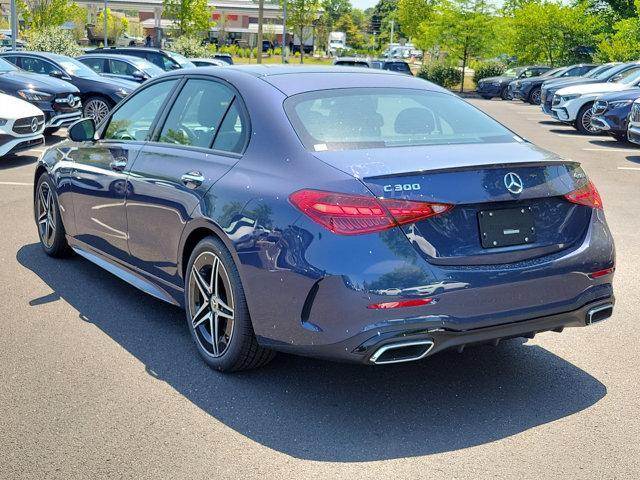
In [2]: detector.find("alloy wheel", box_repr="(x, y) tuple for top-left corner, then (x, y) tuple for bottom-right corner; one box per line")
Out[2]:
(188, 251), (235, 358)
(84, 99), (110, 124)
(581, 109), (598, 133)
(36, 181), (56, 248)
(531, 89), (541, 105)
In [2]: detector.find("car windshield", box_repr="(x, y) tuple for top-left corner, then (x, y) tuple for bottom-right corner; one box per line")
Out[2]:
(59, 58), (99, 78)
(596, 64), (630, 80)
(134, 59), (163, 76)
(544, 67), (567, 78)
(503, 67), (524, 77)
(0, 57), (17, 73)
(284, 88), (516, 152)
(587, 64), (614, 78)
(166, 51), (195, 68)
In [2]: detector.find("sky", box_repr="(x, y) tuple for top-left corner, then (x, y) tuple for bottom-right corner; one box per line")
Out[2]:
(351, 0), (378, 10)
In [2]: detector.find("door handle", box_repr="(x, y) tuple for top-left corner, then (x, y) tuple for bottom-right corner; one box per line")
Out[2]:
(110, 158), (127, 172)
(181, 171), (204, 188)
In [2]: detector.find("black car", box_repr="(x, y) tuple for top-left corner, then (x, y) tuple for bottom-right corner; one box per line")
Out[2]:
(334, 57), (412, 75)
(511, 64), (598, 105)
(590, 89), (640, 142)
(84, 47), (196, 71)
(213, 54), (234, 65)
(0, 52), (138, 124)
(477, 65), (551, 100)
(190, 58), (228, 67)
(77, 53), (164, 83)
(0, 57), (81, 133)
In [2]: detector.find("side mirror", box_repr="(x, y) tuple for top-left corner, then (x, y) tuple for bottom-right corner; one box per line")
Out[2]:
(132, 70), (146, 80)
(610, 74), (622, 82)
(68, 118), (96, 142)
(49, 70), (65, 79)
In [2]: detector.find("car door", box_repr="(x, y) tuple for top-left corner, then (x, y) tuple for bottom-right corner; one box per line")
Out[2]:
(125, 77), (249, 285)
(108, 58), (136, 82)
(80, 56), (106, 75)
(69, 78), (179, 262)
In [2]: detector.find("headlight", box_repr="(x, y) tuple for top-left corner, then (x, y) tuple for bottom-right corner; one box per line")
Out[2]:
(0, 119), (7, 126)
(609, 99), (633, 109)
(17, 89), (53, 101)
(561, 94), (581, 102)
(490, 81), (501, 86)
(114, 88), (130, 99)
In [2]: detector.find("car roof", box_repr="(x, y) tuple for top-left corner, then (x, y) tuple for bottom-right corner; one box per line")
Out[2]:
(78, 53), (147, 63)
(90, 47), (170, 54)
(169, 65), (445, 96)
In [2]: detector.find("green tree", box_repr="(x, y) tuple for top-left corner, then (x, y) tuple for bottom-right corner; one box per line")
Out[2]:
(508, 1), (602, 66)
(596, 0), (640, 60)
(334, 13), (365, 48)
(281, 0), (321, 63)
(416, 0), (496, 92)
(162, 0), (211, 35)
(371, 0), (405, 45)
(26, 25), (82, 56)
(397, 0), (434, 39)
(94, 8), (129, 44)
(18, 0), (80, 29)
(322, 0), (352, 24)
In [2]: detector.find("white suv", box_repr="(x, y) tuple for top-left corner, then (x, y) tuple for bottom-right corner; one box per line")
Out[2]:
(552, 68), (640, 134)
(0, 93), (45, 158)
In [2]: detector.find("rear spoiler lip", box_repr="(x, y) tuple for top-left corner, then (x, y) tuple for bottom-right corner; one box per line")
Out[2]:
(362, 160), (579, 181)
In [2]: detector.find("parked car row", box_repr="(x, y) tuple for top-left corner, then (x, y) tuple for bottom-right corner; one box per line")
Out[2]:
(481, 60), (640, 147)
(333, 57), (413, 75)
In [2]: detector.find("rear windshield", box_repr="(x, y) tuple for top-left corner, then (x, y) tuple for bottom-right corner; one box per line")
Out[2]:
(284, 88), (516, 151)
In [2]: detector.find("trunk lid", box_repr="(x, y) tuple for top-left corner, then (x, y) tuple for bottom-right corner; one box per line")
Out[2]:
(313, 143), (592, 265)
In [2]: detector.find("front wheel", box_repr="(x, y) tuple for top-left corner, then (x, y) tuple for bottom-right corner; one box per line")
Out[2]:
(83, 96), (112, 125)
(185, 236), (275, 372)
(575, 103), (599, 135)
(528, 87), (542, 105)
(500, 87), (511, 100)
(35, 174), (70, 257)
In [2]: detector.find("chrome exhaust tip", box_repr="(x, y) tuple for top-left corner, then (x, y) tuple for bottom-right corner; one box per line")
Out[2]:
(369, 340), (435, 365)
(586, 303), (613, 325)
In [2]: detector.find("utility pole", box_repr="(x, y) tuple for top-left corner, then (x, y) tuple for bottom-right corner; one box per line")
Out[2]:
(10, 0), (17, 51)
(281, 0), (287, 63)
(389, 19), (394, 48)
(103, 0), (108, 47)
(256, 0), (264, 64)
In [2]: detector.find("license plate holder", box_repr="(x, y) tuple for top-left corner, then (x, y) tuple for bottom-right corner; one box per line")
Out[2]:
(478, 207), (536, 248)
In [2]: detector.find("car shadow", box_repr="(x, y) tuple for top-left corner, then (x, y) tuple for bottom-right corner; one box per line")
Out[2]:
(16, 243), (607, 462)
(538, 120), (562, 126)
(588, 139), (635, 149)
(625, 155), (640, 164)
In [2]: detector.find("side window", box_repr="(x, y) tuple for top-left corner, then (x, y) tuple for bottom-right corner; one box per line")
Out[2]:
(158, 79), (234, 149)
(104, 80), (178, 141)
(81, 57), (105, 73)
(614, 67), (640, 82)
(213, 101), (247, 154)
(109, 59), (135, 76)
(3, 56), (19, 67)
(20, 57), (55, 74)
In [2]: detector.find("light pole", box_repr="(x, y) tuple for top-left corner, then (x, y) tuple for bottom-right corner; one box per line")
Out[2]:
(104, 0), (108, 47)
(281, 0), (287, 63)
(10, 0), (17, 51)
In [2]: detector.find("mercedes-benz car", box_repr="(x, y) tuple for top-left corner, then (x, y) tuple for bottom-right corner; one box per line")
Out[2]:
(552, 68), (640, 134)
(476, 65), (551, 100)
(0, 57), (81, 134)
(0, 92), (44, 157)
(590, 89), (640, 142)
(626, 99), (640, 145)
(510, 64), (597, 105)
(33, 66), (615, 371)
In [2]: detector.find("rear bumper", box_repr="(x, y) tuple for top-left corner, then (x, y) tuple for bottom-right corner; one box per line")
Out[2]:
(264, 296), (615, 364)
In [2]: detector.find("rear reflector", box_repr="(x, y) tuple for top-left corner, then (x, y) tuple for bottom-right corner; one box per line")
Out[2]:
(589, 267), (615, 278)
(368, 298), (433, 309)
(564, 181), (603, 209)
(289, 189), (452, 235)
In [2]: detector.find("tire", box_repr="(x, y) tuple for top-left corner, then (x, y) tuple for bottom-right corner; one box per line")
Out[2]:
(481, 95), (492, 100)
(34, 173), (71, 258)
(528, 87), (542, 105)
(575, 103), (599, 135)
(611, 133), (629, 143)
(184, 236), (275, 372)
(83, 96), (113, 125)
(500, 87), (511, 101)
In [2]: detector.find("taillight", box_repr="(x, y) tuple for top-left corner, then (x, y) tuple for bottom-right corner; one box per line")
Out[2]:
(289, 189), (452, 235)
(564, 181), (603, 209)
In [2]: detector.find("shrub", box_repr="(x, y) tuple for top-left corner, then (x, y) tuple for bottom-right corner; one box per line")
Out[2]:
(418, 62), (462, 88)
(169, 35), (208, 58)
(473, 62), (507, 84)
(26, 26), (82, 57)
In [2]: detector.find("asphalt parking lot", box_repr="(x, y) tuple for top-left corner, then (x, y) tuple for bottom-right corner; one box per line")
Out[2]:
(1, 101), (639, 479)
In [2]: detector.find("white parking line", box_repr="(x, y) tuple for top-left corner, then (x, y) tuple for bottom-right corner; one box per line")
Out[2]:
(583, 148), (638, 153)
(617, 167), (640, 171)
(0, 181), (33, 186)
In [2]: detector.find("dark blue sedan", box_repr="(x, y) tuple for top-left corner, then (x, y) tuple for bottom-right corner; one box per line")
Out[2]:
(33, 66), (616, 371)
(590, 89), (640, 142)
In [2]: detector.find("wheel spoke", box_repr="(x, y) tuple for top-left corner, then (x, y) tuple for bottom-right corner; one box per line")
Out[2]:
(192, 265), (211, 297)
(215, 298), (234, 319)
(210, 256), (219, 297)
(191, 301), (210, 329)
(210, 313), (219, 356)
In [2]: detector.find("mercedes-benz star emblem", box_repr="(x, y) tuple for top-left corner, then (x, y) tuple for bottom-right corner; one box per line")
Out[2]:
(67, 94), (75, 106)
(504, 172), (524, 194)
(30, 117), (39, 133)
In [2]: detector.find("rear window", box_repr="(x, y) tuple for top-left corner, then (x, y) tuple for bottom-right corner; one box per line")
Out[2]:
(284, 88), (517, 151)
